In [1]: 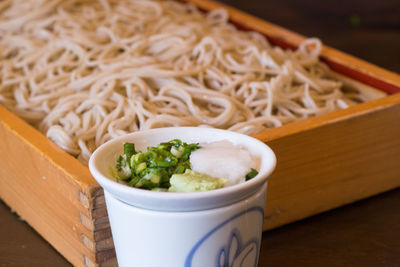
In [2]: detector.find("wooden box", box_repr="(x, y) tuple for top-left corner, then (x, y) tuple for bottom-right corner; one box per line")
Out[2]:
(1, 0), (399, 266)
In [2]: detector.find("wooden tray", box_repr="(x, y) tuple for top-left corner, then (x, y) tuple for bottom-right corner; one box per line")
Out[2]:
(1, 0), (399, 266)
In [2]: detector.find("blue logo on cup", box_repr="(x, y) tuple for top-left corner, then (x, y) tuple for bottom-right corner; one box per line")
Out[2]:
(217, 229), (259, 267)
(185, 206), (264, 267)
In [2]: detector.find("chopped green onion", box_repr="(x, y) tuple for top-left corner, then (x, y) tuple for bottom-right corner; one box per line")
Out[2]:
(135, 162), (147, 174)
(245, 168), (258, 181)
(114, 139), (200, 190)
(124, 143), (136, 162)
(170, 146), (184, 158)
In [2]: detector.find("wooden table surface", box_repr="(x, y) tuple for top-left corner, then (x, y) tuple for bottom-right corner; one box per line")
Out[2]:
(1, 0), (399, 266)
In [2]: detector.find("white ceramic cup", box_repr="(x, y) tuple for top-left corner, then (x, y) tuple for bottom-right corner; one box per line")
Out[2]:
(89, 127), (276, 267)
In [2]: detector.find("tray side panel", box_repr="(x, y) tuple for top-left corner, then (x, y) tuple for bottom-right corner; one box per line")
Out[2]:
(261, 96), (400, 230)
(0, 106), (101, 266)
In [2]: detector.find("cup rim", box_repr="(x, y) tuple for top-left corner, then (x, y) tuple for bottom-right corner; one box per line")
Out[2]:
(89, 127), (276, 212)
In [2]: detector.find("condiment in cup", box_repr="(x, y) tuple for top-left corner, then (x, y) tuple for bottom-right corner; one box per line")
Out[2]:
(89, 127), (276, 267)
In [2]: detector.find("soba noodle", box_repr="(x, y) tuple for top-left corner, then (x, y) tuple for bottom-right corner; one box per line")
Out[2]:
(0, 0), (367, 164)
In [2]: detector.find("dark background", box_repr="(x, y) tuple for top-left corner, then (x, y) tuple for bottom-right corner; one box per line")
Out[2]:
(1, 0), (399, 266)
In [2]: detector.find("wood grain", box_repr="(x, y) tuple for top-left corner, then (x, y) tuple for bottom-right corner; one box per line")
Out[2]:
(257, 94), (400, 229)
(0, 106), (112, 266)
